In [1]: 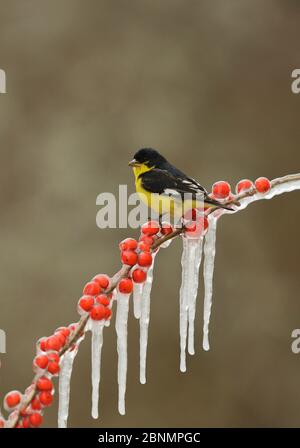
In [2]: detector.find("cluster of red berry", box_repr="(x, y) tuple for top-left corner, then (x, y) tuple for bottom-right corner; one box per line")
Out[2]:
(0, 222), (173, 428)
(1, 325), (74, 428)
(38, 327), (72, 355)
(118, 221), (173, 293)
(1, 389), (43, 428)
(78, 274), (112, 321)
(211, 177), (271, 200)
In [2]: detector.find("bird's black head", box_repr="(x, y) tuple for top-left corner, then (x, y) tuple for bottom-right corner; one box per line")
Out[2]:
(129, 148), (167, 168)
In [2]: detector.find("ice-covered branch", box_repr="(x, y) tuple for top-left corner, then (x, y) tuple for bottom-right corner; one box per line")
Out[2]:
(1, 223), (177, 428)
(226, 173), (300, 207)
(200, 173), (300, 353)
(1, 172), (299, 428)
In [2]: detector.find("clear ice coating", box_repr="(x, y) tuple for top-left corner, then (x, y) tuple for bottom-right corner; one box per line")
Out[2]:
(202, 215), (218, 351)
(179, 235), (203, 372)
(91, 320), (105, 419)
(232, 176), (300, 212)
(139, 253), (157, 384)
(188, 238), (204, 356)
(201, 174), (300, 351)
(58, 350), (77, 428)
(58, 332), (85, 428)
(133, 282), (143, 319)
(268, 176), (300, 197)
(115, 290), (130, 415)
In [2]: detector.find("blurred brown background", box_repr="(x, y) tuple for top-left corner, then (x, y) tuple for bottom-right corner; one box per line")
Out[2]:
(0, 0), (300, 428)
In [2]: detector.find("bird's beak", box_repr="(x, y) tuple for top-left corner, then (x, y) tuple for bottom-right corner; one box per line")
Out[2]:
(128, 158), (140, 167)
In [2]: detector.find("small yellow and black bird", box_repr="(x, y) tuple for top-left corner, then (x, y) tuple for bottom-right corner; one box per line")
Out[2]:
(129, 148), (232, 223)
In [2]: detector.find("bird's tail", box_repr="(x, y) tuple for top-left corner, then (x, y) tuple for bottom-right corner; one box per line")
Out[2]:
(204, 196), (234, 211)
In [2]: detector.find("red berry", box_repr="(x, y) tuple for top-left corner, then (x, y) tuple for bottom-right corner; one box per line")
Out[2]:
(55, 327), (70, 338)
(185, 216), (208, 237)
(22, 416), (30, 428)
(47, 361), (60, 375)
(95, 294), (110, 306)
(93, 274), (110, 290)
(121, 250), (138, 266)
(5, 391), (21, 408)
(137, 241), (151, 252)
(138, 251), (153, 267)
(104, 307), (112, 319)
(139, 235), (154, 246)
(141, 220), (160, 235)
(83, 281), (101, 296)
(54, 332), (66, 346)
(0, 419), (5, 428)
(34, 355), (49, 370)
(255, 177), (271, 193)
(212, 181), (231, 199)
(236, 179), (254, 194)
(132, 268), (147, 283)
(78, 295), (95, 312)
(37, 377), (53, 391)
(45, 336), (62, 352)
(31, 397), (41, 411)
(184, 221), (197, 234)
(119, 238), (138, 251)
(161, 222), (173, 235)
(47, 352), (60, 363)
(39, 338), (47, 352)
(118, 278), (133, 294)
(90, 304), (107, 321)
(39, 391), (53, 407)
(29, 413), (42, 427)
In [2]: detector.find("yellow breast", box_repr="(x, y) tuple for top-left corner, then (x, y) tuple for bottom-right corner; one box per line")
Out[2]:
(133, 165), (180, 218)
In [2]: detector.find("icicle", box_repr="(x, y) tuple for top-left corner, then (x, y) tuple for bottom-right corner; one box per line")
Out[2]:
(202, 215), (218, 351)
(139, 253), (157, 384)
(91, 320), (105, 419)
(58, 332), (85, 428)
(179, 235), (202, 372)
(58, 350), (77, 427)
(187, 237), (203, 355)
(133, 282), (143, 319)
(115, 290), (130, 415)
(179, 238), (189, 372)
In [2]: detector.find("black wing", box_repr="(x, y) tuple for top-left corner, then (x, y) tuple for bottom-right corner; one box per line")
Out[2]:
(160, 161), (208, 194)
(140, 169), (206, 200)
